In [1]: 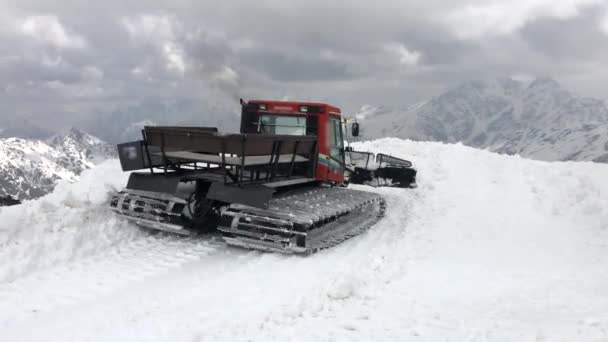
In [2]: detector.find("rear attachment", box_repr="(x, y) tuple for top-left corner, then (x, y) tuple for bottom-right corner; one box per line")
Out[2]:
(347, 151), (417, 188)
(218, 187), (385, 254)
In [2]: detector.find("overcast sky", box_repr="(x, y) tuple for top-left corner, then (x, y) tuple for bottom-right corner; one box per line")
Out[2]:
(1, 0), (608, 131)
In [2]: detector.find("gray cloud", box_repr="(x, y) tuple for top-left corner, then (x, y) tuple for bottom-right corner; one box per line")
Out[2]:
(0, 0), (607, 135)
(520, 8), (608, 63)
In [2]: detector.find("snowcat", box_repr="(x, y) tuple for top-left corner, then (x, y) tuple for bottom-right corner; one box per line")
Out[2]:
(110, 100), (417, 254)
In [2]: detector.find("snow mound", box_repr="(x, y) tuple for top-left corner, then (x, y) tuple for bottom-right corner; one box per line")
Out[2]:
(0, 160), (142, 282)
(1, 138), (608, 341)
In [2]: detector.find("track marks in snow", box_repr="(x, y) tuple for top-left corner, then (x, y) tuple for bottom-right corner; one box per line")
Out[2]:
(3, 187), (421, 342)
(201, 186), (424, 341)
(0, 235), (224, 326)
(0, 161), (138, 283)
(342, 139), (608, 341)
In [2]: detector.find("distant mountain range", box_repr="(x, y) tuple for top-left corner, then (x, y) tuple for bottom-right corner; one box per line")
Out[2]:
(0, 96), (241, 144)
(0, 128), (114, 201)
(358, 77), (608, 163)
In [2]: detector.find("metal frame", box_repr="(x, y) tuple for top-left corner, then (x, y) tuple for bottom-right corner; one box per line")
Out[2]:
(347, 151), (374, 169)
(135, 126), (318, 188)
(376, 153), (413, 168)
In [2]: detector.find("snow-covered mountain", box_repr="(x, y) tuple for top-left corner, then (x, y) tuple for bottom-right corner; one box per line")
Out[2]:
(359, 77), (608, 162)
(49, 128), (116, 167)
(0, 128), (114, 200)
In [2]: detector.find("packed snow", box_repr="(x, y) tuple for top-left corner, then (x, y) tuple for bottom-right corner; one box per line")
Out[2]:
(1, 138), (607, 341)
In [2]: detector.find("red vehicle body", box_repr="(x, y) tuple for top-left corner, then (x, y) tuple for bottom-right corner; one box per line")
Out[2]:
(241, 100), (346, 184)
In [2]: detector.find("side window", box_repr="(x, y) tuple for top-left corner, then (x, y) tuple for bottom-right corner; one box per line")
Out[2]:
(240, 108), (259, 133)
(333, 119), (344, 149)
(328, 117), (344, 171)
(306, 115), (318, 136)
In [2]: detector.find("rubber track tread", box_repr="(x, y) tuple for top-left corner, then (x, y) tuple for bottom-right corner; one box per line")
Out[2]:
(218, 187), (386, 254)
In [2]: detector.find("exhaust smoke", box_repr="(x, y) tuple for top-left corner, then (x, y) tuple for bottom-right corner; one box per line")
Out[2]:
(194, 64), (242, 102)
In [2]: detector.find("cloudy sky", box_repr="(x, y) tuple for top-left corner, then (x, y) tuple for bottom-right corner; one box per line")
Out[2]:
(1, 0), (608, 132)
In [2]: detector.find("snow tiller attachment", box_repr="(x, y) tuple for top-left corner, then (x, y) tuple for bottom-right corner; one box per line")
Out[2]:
(346, 150), (417, 188)
(110, 100), (416, 254)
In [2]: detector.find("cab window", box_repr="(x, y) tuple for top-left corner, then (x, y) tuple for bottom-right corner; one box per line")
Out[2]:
(259, 115), (307, 136)
(328, 117), (344, 170)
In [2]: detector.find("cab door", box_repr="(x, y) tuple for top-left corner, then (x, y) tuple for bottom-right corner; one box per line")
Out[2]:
(326, 116), (345, 182)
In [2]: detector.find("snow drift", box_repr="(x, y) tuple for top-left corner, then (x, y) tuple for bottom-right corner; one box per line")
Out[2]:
(0, 161), (142, 282)
(1, 138), (607, 341)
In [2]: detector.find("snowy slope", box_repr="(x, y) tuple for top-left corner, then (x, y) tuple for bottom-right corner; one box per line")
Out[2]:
(1, 139), (607, 341)
(360, 78), (608, 163)
(0, 128), (113, 200)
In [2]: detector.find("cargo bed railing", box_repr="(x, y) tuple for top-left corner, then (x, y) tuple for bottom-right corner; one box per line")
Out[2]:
(117, 126), (318, 187)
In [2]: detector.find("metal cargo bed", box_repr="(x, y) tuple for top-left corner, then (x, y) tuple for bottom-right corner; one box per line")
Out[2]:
(117, 126), (319, 188)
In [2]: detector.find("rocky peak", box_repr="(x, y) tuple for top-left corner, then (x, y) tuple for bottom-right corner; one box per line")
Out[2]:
(359, 76), (608, 163)
(0, 195), (21, 207)
(0, 130), (113, 200)
(526, 77), (561, 91)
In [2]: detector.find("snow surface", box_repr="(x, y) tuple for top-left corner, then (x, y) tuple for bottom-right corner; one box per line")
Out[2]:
(1, 139), (608, 341)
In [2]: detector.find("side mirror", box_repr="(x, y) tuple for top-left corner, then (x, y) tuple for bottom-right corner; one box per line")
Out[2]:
(351, 122), (360, 137)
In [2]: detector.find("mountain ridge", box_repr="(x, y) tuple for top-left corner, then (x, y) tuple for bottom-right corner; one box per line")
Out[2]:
(359, 77), (608, 163)
(0, 128), (114, 200)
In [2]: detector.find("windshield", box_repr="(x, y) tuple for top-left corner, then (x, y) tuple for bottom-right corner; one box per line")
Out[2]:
(260, 115), (307, 136)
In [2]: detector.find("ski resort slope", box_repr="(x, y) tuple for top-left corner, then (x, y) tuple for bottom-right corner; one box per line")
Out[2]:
(1, 138), (608, 341)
